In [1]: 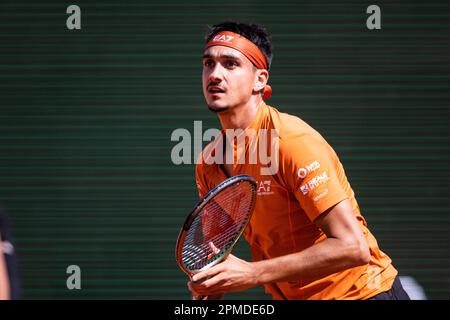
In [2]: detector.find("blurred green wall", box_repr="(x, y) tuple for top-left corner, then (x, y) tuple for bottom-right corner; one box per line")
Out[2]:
(0, 0), (449, 299)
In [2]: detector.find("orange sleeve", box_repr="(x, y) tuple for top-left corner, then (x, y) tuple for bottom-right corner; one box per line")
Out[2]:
(279, 135), (348, 221)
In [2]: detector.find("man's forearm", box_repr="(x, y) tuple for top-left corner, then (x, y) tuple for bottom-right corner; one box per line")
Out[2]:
(253, 237), (369, 285)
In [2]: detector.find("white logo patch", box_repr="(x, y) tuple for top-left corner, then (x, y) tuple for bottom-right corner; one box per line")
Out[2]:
(297, 161), (320, 178)
(213, 35), (234, 42)
(313, 189), (329, 202)
(256, 180), (274, 196)
(300, 171), (329, 195)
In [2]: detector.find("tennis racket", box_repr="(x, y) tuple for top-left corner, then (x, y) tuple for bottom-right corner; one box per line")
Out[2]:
(175, 174), (257, 300)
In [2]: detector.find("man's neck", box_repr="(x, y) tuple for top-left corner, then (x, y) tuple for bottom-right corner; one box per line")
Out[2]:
(217, 96), (263, 130)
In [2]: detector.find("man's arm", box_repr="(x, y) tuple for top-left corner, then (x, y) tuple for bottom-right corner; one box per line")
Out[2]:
(0, 233), (11, 300)
(188, 199), (370, 296)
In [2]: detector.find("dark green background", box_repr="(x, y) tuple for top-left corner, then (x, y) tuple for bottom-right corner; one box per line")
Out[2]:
(0, 0), (449, 299)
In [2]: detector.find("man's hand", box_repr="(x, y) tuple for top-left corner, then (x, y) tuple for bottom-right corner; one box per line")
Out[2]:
(188, 253), (261, 296)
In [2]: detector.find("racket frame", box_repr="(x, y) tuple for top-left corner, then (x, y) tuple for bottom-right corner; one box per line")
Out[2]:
(175, 174), (257, 278)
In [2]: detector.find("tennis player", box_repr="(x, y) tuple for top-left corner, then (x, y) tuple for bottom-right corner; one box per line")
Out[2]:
(189, 22), (409, 300)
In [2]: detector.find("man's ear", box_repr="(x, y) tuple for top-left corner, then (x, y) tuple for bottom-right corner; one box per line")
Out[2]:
(253, 69), (269, 93)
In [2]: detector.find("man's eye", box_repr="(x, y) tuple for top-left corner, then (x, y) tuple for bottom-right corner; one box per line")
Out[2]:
(225, 60), (237, 68)
(203, 60), (214, 67)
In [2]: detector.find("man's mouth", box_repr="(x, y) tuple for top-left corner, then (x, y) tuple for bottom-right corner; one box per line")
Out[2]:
(208, 86), (226, 94)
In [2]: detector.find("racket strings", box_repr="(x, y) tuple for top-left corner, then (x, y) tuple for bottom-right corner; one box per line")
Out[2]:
(185, 184), (252, 242)
(183, 221), (243, 268)
(181, 181), (255, 271)
(201, 196), (252, 245)
(183, 201), (251, 268)
(202, 187), (247, 232)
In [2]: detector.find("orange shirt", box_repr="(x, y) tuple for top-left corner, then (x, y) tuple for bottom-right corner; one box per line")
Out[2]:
(195, 103), (397, 300)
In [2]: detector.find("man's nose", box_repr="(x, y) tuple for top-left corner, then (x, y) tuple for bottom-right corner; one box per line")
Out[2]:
(208, 63), (224, 82)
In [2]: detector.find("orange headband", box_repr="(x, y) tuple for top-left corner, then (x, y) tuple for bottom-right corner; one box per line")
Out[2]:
(204, 31), (272, 100)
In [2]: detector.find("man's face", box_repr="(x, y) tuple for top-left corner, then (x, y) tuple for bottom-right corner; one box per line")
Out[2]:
(202, 46), (257, 112)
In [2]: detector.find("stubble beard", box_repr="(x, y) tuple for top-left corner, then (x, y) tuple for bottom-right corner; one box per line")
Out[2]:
(206, 99), (229, 113)
(207, 104), (229, 113)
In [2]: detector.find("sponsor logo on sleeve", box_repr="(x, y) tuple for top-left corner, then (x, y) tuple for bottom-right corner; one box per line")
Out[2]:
(313, 189), (329, 202)
(299, 171), (329, 195)
(297, 160), (320, 178)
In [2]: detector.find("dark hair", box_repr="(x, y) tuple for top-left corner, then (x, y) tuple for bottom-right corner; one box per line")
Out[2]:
(205, 21), (273, 70)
